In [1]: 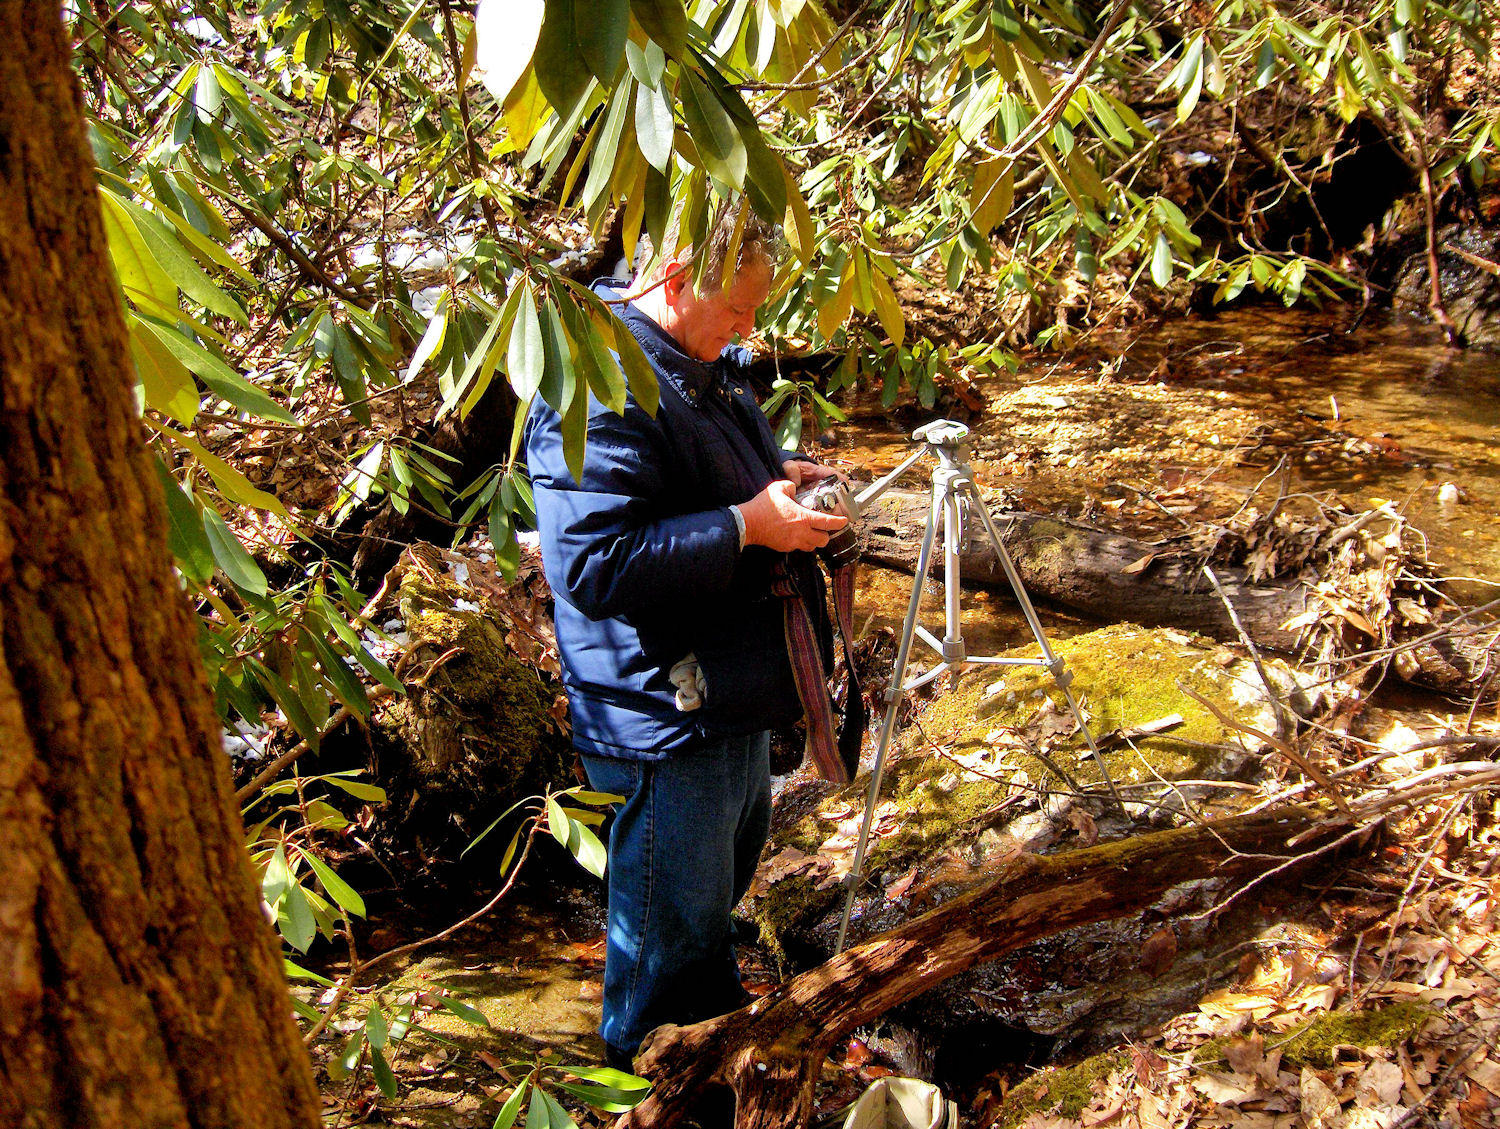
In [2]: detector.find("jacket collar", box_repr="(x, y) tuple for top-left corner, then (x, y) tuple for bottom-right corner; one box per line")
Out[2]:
(594, 278), (720, 403)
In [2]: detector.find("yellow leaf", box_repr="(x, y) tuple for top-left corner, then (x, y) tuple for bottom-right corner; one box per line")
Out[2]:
(869, 267), (904, 349)
(971, 158), (1013, 232)
(783, 165), (816, 265)
(816, 257), (856, 341)
(158, 425), (291, 519)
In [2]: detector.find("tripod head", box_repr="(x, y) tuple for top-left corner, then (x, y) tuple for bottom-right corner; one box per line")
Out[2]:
(910, 419), (970, 449)
(851, 419), (975, 512)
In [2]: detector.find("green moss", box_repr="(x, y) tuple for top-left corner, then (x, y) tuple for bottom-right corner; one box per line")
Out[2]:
(996, 1049), (1130, 1128)
(751, 626), (1277, 954)
(915, 623), (1264, 789)
(1194, 1002), (1432, 1071)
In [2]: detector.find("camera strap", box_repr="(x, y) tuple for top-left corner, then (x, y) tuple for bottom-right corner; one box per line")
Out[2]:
(775, 558), (866, 784)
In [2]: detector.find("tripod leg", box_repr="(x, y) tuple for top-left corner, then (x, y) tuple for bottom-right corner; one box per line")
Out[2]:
(942, 489), (963, 655)
(834, 486), (944, 953)
(964, 484), (1128, 815)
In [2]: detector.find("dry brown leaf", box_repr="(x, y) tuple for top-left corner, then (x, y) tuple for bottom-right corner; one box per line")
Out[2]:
(1299, 1067), (1343, 1129)
(885, 867), (918, 902)
(1191, 1072), (1262, 1106)
(1355, 1061), (1406, 1108)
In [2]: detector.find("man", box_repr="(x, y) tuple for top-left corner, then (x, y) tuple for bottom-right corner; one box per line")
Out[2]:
(524, 210), (847, 1070)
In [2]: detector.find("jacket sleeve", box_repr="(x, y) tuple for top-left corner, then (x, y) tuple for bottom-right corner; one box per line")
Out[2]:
(525, 395), (742, 622)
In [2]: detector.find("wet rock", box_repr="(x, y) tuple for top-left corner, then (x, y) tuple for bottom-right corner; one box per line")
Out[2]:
(1394, 224), (1500, 349)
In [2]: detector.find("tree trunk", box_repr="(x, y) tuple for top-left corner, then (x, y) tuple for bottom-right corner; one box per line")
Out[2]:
(0, 8), (321, 1127)
(856, 491), (1493, 697)
(627, 806), (1357, 1129)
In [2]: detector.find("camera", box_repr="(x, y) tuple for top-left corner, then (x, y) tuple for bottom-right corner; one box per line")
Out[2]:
(795, 478), (861, 568)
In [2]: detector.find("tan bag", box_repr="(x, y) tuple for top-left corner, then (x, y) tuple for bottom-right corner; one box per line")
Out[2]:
(840, 1077), (959, 1129)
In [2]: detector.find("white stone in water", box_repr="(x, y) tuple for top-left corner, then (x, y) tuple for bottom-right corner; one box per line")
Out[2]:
(1438, 482), (1461, 506)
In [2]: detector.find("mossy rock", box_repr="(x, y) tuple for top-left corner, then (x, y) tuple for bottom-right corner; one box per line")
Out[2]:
(370, 567), (573, 861)
(750, 624), (1298, 959)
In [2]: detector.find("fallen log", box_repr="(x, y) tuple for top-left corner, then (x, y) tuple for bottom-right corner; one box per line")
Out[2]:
(854, 490), (1495, 697)
(856, 490), (1308, 648)
(627, 805), (1362, 1129)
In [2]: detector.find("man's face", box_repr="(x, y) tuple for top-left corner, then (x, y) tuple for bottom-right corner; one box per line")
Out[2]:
(664, 258), (772, 363)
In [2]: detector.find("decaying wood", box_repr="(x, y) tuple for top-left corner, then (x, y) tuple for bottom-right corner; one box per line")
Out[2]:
(626, 806), (1358, 1129)
(854, 490), (1496, 697)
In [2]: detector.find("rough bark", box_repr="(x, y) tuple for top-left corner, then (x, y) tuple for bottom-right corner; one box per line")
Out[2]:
(0, 8), (321, 1127)
(627, 806), (1357, 1129)
(855, 490), (1494, 697)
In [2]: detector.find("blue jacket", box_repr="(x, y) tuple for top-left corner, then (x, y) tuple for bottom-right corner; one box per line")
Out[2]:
(524, 282), (825, 759)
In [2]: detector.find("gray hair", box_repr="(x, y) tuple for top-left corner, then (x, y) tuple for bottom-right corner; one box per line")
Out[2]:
(634, 203), (783, 289)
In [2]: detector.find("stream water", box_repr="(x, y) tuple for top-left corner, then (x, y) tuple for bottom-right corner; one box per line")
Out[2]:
(345, 307), (1500, 1125)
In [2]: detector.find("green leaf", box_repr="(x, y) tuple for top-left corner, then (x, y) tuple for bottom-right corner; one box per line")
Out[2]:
(435, 994), (492, 1026)
(567, 296), (627, 414)
(546, 795), (571, 849)
(614, 322), (659, 416)
(494, 1080), (530, 1129)
(404, 304), (448, 383)
(679, 70), (746, 187)
(625, 38), (666, 88)
(581, 0), (629, 84)
(535, 0), (594, 118)
(202, 506), (268, 595)
(261, 845), (293, 905)
(308, 633), (370, 718)
(322, 776), (388, 802)
(538, 297), (576, 413)
(154, 460), (214, 583)
(775, 402), (802, 449)
(119, 197), (247, 323)
(1150, 232), (1174, 287)
(138, 319), (294, 423)
(1175, 35), (1205, 123)
(541, 1089), (578, 1129)
(329, 1030), (363, 1081)
(508, 282), (546, 402)
(280, 880), (317, 952)
(250, 659), (321, 752)
(558, 811), (607, 878)
(560, 788), (626, 806)
(284, 958), (337, 987)
(366, 1003), (389, 1050)
(298, 846), (367, 918)
(582, 80), (632, 210)
(553, 1081), (648, 1113)
(525, 1085), (553, 1129)
(371, 1045), (398, 1099)
(634, 79), (675, 173)
(561, 382), (588, 486)
(630, 0), (688, 57)
(561, 1066), (652, 1090)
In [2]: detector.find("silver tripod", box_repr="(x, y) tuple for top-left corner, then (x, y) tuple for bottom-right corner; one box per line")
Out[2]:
(833, 420), (1125, 953)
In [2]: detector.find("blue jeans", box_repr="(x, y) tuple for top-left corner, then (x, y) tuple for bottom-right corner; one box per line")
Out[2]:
(580, 731), (772, 1061)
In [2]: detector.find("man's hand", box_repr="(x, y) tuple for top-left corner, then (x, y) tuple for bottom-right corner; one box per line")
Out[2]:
(738, 480), (848, 552)
(781, 459), (851, 489)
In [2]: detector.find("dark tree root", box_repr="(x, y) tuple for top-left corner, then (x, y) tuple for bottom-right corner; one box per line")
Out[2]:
(624, 807), (1363, 1129)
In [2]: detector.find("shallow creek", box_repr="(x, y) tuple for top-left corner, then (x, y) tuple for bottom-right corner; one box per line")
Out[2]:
(339, 308), (1500, 1123)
